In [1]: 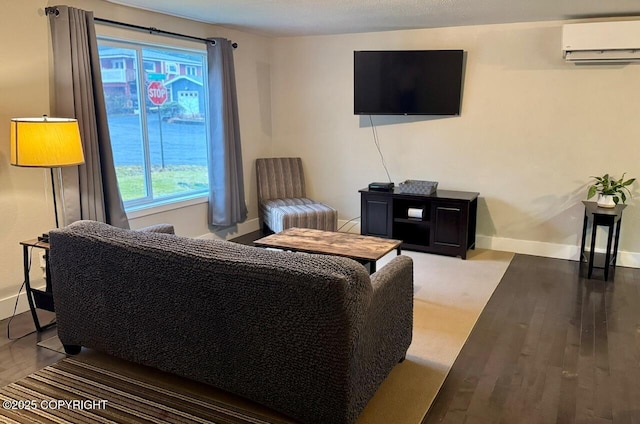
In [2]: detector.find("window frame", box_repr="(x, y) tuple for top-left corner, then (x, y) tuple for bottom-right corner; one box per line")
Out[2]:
(98, 36), (211, 212)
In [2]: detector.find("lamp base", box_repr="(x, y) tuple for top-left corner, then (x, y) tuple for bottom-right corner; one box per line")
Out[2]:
(38, 233), (50, 243)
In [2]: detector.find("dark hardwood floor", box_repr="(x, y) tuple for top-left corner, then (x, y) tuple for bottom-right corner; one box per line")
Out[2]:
(423, 254), (640, 424)
(0, 309), (63, 387)
(3, 249), (640, 424)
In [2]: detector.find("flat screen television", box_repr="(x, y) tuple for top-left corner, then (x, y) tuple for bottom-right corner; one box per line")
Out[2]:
(354, 50), (464, 116)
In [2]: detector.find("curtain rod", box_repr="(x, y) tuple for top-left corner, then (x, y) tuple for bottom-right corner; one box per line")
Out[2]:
(44, 7), (238, 48)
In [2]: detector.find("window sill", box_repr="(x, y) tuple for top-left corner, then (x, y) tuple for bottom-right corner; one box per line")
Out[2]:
(126, 195), (208, 219)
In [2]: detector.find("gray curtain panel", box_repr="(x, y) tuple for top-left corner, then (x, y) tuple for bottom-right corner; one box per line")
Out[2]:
(206, 38), (248, 227)
(48, 6), (129, 229)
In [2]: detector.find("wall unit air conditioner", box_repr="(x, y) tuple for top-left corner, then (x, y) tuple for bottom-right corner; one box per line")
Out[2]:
(562, 21), (640, 63)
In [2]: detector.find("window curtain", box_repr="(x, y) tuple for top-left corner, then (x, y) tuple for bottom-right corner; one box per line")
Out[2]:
(206, 38), (248, 227)
(48, 6), (129, 229)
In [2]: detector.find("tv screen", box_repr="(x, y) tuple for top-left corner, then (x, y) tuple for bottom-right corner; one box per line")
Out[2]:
(354, 50), (464, 116)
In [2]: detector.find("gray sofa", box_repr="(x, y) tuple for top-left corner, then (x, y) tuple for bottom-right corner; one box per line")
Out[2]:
(49, 220), (413, 424)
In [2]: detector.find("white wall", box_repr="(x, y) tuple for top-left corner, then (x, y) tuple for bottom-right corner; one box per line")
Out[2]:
(0, 0), (271, 319)
(270, 19), (640, 264)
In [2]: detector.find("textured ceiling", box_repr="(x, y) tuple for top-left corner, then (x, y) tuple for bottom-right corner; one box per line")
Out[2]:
(105, 0), (640, 37)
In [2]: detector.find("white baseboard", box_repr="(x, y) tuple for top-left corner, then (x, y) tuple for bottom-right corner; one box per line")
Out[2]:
(618, 251), (640, 268)
(336, 222), (640, 269)
(0, 283), (46, 323)
(476, 235), (640, 268)
(476, 235), (580, 260)
(338, 219), (361, 234)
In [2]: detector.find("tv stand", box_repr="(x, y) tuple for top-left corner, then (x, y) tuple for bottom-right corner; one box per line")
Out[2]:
(359, 188), (478, 259)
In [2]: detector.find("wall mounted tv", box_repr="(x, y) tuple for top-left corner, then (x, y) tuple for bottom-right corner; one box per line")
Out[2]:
(354, 50), (465, 116)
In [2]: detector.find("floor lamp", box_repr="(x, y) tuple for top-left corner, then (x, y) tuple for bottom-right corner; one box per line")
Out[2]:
(10, 116), (85, 240)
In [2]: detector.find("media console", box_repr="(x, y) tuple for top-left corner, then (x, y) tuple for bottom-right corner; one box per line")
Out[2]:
(359, 188), (479, 259)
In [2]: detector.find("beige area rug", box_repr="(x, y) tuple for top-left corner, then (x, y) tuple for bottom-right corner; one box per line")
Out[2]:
(28, 249), (513, 423)
(358, 248), (514, 424)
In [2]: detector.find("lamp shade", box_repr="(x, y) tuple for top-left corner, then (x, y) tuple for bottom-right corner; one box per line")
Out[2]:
(10, 116), (85, 168)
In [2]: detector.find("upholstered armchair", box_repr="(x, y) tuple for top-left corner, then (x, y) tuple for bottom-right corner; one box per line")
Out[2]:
(136, 223), (175, 234)
(256, 157), (337, 233)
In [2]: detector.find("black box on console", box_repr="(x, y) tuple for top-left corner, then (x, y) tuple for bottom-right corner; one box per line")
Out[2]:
(368, 182), (394, 191)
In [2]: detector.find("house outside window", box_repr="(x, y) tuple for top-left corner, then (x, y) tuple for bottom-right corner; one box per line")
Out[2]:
(98, 39), (209, 211)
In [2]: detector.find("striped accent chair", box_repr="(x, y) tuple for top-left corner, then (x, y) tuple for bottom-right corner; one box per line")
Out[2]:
(256, 157), (338, 233)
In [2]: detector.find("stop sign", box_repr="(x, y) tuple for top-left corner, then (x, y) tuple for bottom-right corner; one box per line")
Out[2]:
(147, 81), (168, 105)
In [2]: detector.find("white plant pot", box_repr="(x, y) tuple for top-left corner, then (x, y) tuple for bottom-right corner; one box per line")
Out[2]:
(597, 194), (616, 208)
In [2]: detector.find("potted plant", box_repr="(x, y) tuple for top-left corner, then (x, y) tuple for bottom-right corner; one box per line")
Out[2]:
(587, 173), (636, 208)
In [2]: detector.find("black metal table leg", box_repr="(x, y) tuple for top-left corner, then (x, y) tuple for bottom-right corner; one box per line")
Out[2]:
(19, 239), (56, 332)
(581, 201), (626, 282)
(580, 214), (588, 262)
(23, 244), (43, 332)
(588, 216), (598, 278)
(612, 217), (623, 267)
(604, 219), (615, 281)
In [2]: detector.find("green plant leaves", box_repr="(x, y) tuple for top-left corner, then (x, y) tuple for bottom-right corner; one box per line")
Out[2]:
(588, 173), (635, 203)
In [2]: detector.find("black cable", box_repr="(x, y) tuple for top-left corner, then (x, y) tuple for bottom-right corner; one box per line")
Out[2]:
(6, 247), (36, 340)
(6, 281), (29, 340)
(338, 216), (361, 232)
(344, 221), (360, 234)
(369, 115), (392, 183)
(6, 246), (55, 341)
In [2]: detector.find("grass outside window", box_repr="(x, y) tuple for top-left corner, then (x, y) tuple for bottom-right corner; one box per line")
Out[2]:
(116, 165), (208, 202)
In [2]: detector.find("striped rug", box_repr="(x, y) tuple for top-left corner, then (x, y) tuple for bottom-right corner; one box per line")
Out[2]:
(0, 358), (293, 423)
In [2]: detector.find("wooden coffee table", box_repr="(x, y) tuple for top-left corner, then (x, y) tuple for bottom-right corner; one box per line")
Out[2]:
(254, 228), (402, 273)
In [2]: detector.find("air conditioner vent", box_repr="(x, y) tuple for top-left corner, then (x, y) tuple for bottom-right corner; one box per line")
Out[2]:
(562, 21), (640, 64)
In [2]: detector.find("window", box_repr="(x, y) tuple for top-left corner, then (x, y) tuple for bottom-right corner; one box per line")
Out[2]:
(98, 39), (209, 210)
(185, 65), (198, 76)
(165, 61), (178, 74)
(143, 60), (156, 72)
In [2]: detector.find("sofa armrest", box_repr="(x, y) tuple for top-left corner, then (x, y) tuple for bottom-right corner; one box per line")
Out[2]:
(370, 255), (413, 297)
(351, 255), (413, 402)
(368, 255), (414, 357)
(136, 223), (175, 234)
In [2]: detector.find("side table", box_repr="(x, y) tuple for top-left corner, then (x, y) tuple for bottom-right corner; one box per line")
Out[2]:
(579, 201), (626, 281)
(20, 238), (56, 332)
